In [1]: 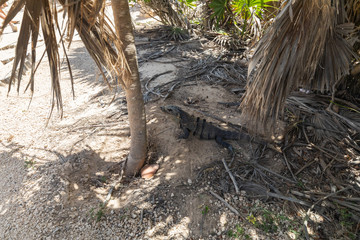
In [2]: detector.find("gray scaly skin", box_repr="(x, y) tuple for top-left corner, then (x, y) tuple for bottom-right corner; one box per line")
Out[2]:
(160, 105), (255, 152)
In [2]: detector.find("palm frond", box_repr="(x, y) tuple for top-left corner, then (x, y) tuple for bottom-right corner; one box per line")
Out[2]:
(240, 0), (356, 136)
(0, 0), (25, 33)
(141, 0), (190, 29)
(346, 0), (360, 26)
(41, 0), (63, 116)
(285, 93), (360, 151)
(0, 0), (130, 116)
(58, 0), (130, 87)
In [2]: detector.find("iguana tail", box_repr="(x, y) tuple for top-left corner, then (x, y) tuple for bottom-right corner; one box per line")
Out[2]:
(221, 130), (251, 141)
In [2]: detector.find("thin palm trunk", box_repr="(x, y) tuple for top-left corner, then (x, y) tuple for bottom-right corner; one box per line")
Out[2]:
(111, 0), (147, 176)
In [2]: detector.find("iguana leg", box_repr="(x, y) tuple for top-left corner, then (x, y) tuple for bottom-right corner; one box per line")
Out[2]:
(215, 136), (234, 153)
(179, 128), (190, 139)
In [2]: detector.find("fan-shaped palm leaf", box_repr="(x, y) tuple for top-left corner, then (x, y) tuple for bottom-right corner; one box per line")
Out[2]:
(240, 0), (356, 136)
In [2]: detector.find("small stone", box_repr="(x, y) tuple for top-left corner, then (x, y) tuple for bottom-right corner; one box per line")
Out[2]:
(141, 164), (159, 179)
(187, 179), (192, 185)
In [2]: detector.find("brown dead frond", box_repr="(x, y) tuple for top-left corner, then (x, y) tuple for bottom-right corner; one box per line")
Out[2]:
(346, 0), (360, 26)
(140, 0), (189, 29)
(58, 0), (129, 86)
(1, 0), (63, 115)
(240, 0), (356, 136)
(212, 33), (243, 50)
(285, 93), (360, 147)
(0, 0), (129, 116)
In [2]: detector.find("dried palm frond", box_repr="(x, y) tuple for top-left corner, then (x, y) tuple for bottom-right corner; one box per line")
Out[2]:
(141, 0), (190, 29)
(57, 0), (129, 87)
(164, 26), (189, 41)
(286, 93), (360, 143)
(240, 0), (356, 136)
(0, 0), (129, 116)
(346, 0), (360, 26)
(0, 0), (63, 114)
(212, 32), (243, 50)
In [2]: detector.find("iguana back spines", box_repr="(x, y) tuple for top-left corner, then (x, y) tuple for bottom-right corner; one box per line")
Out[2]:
(161, 105), (256, 152)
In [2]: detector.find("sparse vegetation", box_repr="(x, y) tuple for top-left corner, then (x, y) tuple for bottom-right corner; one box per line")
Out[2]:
(89, 203), (106, 222)
(135, 0), (279, 42)
(227, 224), (251, 239)
(99, 176), (107, 183)
(338, 208), (358, 240)
(202, 205), (209, 215)
(24, 159), (36, 169)
(246, 205), (302, 237)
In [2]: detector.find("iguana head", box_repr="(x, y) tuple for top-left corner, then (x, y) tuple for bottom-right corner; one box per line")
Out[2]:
(160, 105), (182, 118)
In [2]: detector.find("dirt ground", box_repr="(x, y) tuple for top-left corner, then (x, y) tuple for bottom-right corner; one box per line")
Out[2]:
(0, 4), (359, 240)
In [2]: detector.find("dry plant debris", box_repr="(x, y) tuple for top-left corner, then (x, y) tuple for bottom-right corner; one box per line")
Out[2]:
(0, 9), (359, 240)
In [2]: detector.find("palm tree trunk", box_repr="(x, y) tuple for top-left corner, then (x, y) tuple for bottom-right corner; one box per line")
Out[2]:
(111, 0), (147, 176)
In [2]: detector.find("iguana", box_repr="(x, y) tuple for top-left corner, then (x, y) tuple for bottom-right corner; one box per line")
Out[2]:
(160, 105), (260, 152)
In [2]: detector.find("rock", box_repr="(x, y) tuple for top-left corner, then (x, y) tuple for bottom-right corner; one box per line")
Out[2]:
(140, 164), (159, 179)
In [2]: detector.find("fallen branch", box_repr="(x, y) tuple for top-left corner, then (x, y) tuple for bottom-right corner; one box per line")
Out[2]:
(303, 187), (351, 240)
(283, 152), (297, 181)
(138, 45), (176, 63)
(209, 190), (241, 217)
(144, 70), (173, 99)
(103, 158), (127, 207)
(295, 159), (317, 176)
(222, 158), (239, 193)
(253, 163), (297, 184)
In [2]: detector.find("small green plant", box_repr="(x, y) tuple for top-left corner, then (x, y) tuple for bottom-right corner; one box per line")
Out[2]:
(338, 208), (358, 239)
(232, 0), (275, 20)
(256, 209), (278, 233)
(227, 224), (252, 239)
(202, 205), (209, 215)
(166, 26), (189, 41)
(209, 0), (230, 22)
(89, 203), (105, 222)
(24, 159), (36, 168)
(190, 19), (201, 25)
(233, 0), (278, 37)
(296, 180), (305, 189)
(339, 208), (352, 227)
(227, 229), (234, 237)
(179, 0), (196, 9)
(247, 213), (256, 225)
(99, 176), (107, 183)
(248, 206), (302, 236)
(95, 208), (104, 222)
(209, 0), (278, 38)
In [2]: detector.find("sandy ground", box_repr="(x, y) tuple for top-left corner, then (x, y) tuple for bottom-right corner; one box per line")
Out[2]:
(1, 3), (358, 240)
(0, 4), (278, 239)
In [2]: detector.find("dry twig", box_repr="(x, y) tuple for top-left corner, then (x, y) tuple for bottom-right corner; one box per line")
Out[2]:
(209, 190), (241, 217)
(222, 158), (239, 193)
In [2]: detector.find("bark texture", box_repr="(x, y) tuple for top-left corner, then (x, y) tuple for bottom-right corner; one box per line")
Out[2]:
(111, 0), (147, 176)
